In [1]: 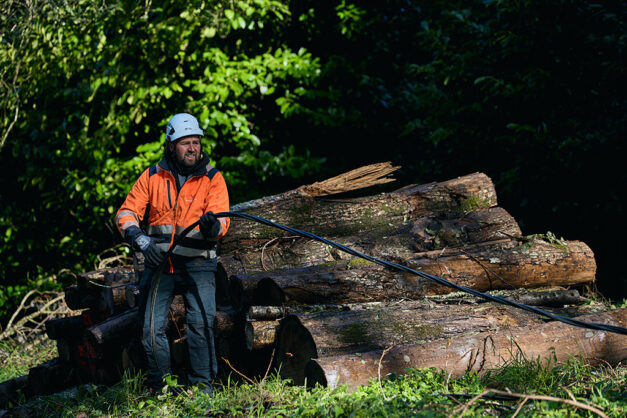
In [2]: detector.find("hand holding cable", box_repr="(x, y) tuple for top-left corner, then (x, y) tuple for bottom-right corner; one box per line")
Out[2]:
(199, 211), (221, 239)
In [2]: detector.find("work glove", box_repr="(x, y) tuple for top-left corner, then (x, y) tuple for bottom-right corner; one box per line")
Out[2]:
(134, 234), (166, 268)
(199, 211), (221, 239)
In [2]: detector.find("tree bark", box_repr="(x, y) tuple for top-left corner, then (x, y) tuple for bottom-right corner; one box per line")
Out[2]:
(407, 239), (596, 295)
(304, 308), (627, 390)
(229, 238), (595, 307)
(222, 172), (497, 252)
(273, 300), (575, 385)
(220, 207), (520, 276)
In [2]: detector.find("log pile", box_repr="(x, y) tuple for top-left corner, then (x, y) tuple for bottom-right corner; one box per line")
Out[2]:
(2, 163), (624, 406)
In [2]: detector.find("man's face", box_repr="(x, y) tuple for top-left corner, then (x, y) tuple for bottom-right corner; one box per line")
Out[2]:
(170, 136), (201, 168)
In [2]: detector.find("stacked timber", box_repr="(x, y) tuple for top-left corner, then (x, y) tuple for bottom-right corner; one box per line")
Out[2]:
(1, 163), (623, 407)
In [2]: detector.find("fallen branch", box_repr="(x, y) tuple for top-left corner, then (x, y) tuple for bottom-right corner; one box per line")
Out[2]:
(456, 389), (609, 418)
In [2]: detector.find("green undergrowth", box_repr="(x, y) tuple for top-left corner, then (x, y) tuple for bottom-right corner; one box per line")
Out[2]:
(3, 336), (625, 417)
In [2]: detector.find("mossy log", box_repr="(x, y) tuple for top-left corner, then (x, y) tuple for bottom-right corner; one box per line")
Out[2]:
(229, 238), (595, 307)
(222, 172), (497, 252)
(272, 300), (561, 386)
(304, 308), (627, 390)
(220, 207), (519, 275)
(407, 239), (596, 295)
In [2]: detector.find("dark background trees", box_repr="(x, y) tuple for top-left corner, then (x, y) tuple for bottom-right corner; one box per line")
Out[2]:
(0, 0), (624, 320)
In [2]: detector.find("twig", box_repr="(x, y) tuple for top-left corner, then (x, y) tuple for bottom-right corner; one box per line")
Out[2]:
(2, 289), (40, 334)
(261, 237), (279, 271)
(0, 293), (65, 341)
(221, 357), (255, 384)
(455, 389), (608, 418)
(261, 346), (276, 383)
(454, 389), (491, 416)
(260, 236), (300, 271)
(511, 396), (529, 418)
(377, 345), (397, 401)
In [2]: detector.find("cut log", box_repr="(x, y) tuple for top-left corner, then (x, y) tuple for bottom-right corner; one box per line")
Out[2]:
(0, 375), (28, 408)
(513, 289), (586, 306)
(245, 320), (279, 350)
(77, 266), (135, 287)
(220, 207), (521, 275)
(407, 239), (596, 295)
(64, 285), (98, 310)
(273, 300), (563, 385)
(304, 308), (627, 390)
(248, 306), (287, 320)
(87, 308), (138, 345)
(45, 315), (85, 341)
(27, 359), (76, 396)
(223, 172), (497, 252)
(229, 238), (595, 306)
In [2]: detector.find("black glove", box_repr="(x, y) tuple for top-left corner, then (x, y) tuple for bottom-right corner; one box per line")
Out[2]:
(199, 211), (221, 239)
(134, 234), (166, 268)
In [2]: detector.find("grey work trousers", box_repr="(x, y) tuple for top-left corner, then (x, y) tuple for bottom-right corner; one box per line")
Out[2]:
(137, 267), (218, 388)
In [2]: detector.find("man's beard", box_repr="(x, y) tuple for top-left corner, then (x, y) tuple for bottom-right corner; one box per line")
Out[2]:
(178, 152), (199, 168)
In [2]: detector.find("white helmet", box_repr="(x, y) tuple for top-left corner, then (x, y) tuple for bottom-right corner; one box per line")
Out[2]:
(165, 113), (204, 142)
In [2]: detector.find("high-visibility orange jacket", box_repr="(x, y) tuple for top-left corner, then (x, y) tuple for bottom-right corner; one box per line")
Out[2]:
(115, 157), (230, 272)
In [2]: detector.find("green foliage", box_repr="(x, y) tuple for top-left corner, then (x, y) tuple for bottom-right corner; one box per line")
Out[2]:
(0, 0), (324, 316)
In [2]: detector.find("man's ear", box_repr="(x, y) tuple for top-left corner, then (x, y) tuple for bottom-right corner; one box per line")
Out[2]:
(168, 142), (174, 152)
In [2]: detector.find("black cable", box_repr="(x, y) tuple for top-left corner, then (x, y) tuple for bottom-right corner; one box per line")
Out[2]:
(203, 211), (627, 336)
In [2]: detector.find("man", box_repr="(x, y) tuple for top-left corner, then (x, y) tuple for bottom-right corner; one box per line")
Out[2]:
(115, 113), (230, 395)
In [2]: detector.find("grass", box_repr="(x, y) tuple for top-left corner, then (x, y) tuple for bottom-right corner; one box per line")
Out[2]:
(2, 334), (625, 417)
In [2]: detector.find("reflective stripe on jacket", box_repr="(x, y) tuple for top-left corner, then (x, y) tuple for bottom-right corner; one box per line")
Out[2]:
(115, 157), (230, 271)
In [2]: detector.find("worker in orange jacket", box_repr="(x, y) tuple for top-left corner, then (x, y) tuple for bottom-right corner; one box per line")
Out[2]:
(115, 113), (230, 395)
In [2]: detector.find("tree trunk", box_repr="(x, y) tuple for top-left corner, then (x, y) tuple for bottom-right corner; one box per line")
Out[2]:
(407, 239), (596, 295)
(304, 308), (627, 390)
(229, 238), (595, 307)
(273, 300), (579, 385)
(220, 207), (520, 275)
(222, 172), (497, 252)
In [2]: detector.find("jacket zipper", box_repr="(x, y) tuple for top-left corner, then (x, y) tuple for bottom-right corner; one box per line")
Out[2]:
(167, 173), (179, 274)
(166, 180), (172, 208)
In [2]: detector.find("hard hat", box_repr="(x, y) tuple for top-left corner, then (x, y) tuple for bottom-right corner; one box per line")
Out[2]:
(165, 113), (204, 142)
